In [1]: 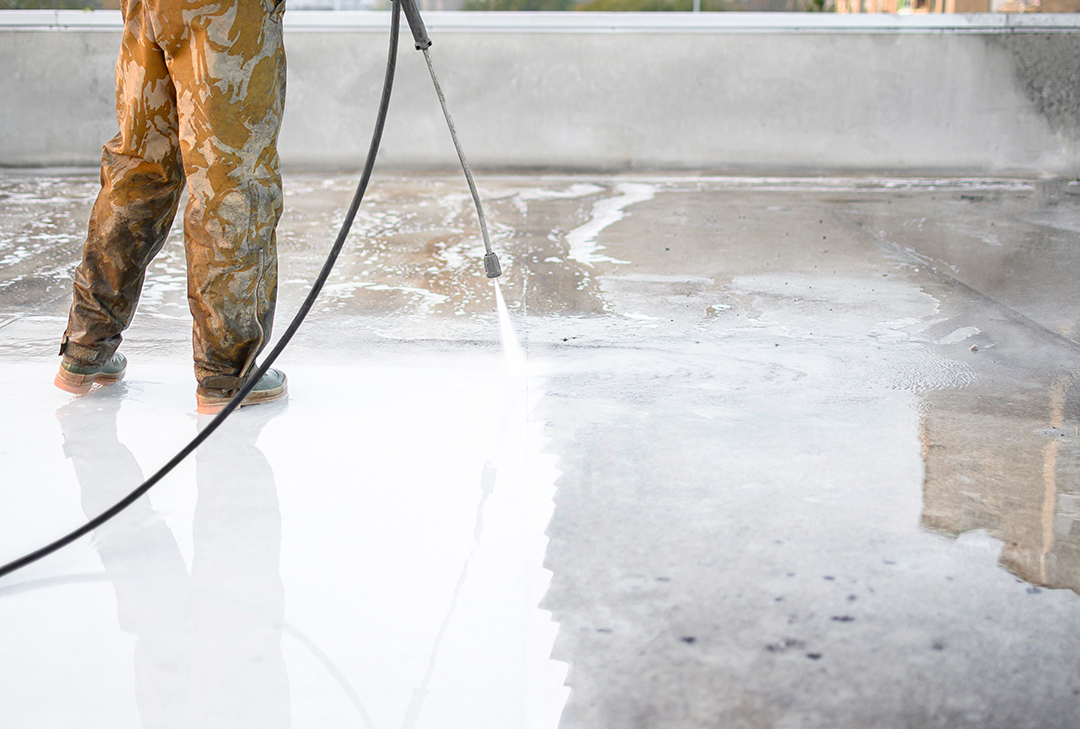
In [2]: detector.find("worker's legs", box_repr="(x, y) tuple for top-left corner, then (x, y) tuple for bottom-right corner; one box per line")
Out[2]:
(160, 0), (287, 385)
(60, 0), (185, 367)
(59, 0), (287, 404)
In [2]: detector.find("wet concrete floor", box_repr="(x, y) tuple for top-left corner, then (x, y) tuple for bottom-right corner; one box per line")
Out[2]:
(1, 170), (1079, 728)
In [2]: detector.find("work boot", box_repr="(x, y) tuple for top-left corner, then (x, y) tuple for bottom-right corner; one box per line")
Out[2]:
(196, 368), (288, 414)
(55, 352), (127, 395)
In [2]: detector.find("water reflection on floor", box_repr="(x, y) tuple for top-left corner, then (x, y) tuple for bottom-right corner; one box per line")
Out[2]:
(0, 357), (565, 729)
(1, 171), (1079, 728)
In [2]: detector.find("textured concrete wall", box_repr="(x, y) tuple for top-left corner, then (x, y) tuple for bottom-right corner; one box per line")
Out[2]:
(1, 11), (1078, 174)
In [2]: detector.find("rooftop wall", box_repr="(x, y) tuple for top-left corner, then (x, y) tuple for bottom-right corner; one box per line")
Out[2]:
(2, 11), (1078, 174)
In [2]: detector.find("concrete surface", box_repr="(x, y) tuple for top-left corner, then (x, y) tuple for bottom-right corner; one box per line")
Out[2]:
(2, 11), (1080, 175)
(1, 170), (1079, 728)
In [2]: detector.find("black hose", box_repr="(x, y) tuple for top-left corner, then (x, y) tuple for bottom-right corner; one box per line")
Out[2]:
(0, 1), (404, 581)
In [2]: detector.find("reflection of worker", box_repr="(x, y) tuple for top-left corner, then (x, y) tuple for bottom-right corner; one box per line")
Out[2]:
(57, 390), (290, 726)
(54, 0), (288, 413)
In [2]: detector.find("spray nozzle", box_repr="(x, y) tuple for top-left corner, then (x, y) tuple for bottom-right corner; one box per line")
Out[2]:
(484, 252), (502, 279)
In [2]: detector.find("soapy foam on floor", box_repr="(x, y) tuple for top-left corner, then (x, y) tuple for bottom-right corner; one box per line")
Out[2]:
(566, 183), (655, 266)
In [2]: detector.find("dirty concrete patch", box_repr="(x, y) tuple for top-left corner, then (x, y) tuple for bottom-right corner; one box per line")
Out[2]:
(996, 33), (1080, 141)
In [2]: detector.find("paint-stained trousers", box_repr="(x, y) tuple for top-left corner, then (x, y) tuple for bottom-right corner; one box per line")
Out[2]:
(61, 0), (286, 384)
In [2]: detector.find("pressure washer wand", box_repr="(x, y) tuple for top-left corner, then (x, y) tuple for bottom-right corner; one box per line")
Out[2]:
(400, 0), (502, 279)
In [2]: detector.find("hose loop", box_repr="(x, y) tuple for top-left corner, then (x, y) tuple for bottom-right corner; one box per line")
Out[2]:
(0, 0), (405, 581)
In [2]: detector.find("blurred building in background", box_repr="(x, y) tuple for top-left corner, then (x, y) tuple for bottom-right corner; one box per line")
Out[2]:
(836, 0), (1080, 12)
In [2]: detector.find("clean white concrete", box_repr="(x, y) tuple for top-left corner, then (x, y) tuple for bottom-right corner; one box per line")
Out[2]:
(0, 357), (567, 729)
(1, 11), (1078, 174)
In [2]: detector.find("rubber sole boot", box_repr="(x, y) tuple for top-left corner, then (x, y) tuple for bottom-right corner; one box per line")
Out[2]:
(55, 352), (128, 395)
(196, 368), (288, 414)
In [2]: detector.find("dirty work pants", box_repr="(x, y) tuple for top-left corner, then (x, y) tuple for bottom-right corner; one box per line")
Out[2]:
(61, 0), (286, 384)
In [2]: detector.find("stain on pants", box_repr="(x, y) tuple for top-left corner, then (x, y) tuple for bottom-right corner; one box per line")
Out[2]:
(61, 0), (287, 384)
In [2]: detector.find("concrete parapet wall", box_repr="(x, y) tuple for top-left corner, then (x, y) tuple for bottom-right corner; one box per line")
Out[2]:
(2, 10), (1079, 174)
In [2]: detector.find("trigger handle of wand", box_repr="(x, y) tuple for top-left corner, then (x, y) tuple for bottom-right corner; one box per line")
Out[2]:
(399, 0), (431, 50)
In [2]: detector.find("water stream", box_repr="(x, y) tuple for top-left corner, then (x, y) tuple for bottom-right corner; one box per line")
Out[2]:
(493, 279), (525, 374)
